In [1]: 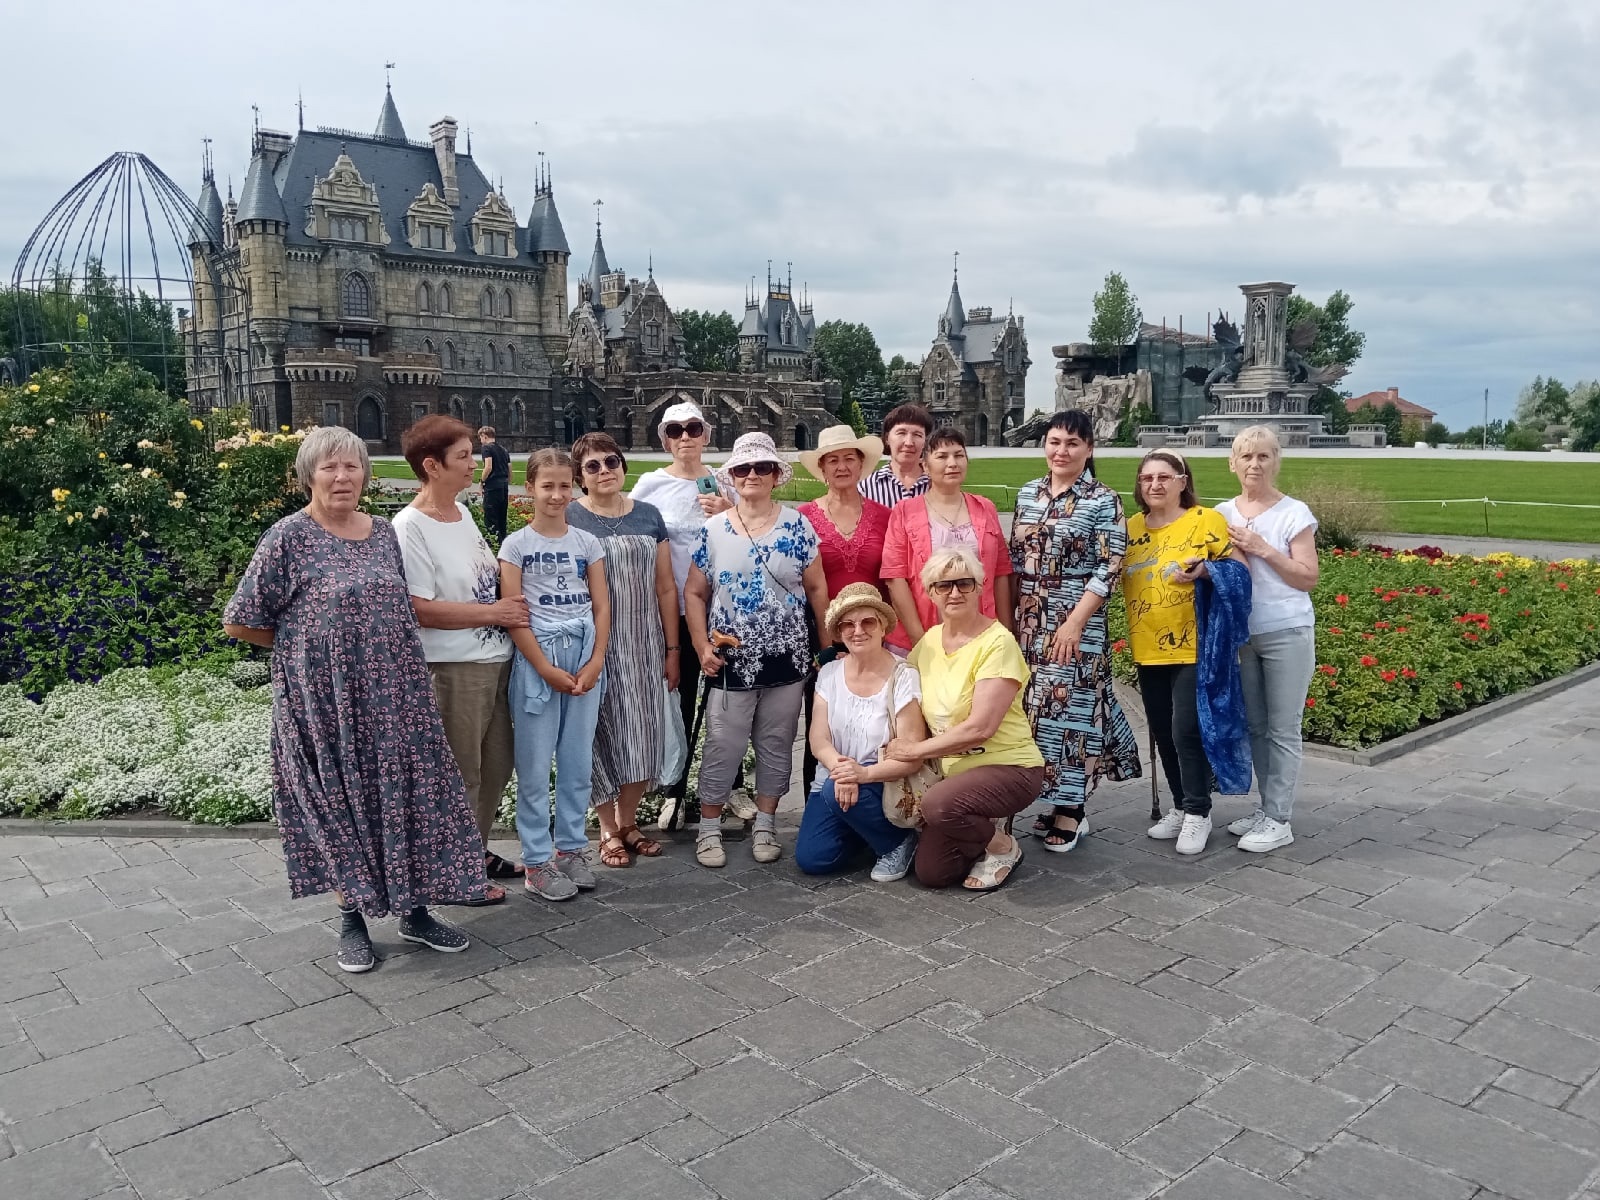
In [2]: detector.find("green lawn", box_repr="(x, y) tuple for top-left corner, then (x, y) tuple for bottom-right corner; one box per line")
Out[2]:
(372, 457), (1600, 543)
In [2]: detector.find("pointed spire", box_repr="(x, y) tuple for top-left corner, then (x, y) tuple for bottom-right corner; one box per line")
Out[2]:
(375, 82), (406, 140)
(236, 142), (289, 227)
(647, 252), (654, 280)
(188, 142), (225, 248)
(586, 200), (610, 299)
(942, 252), (965, 338)
(297, 88), (305, 131)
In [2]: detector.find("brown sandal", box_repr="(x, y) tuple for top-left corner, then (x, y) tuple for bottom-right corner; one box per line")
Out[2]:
(619, 824), (663, 857)
(599, 833), (632, 869)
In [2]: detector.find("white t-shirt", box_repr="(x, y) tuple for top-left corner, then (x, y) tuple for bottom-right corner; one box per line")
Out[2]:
(631, 469), (732, 613)
(497, 524), (607, 633)
(1215, 495), (1318, 635)
(815, 658), (922, 771)
(391, 503), (512, 664)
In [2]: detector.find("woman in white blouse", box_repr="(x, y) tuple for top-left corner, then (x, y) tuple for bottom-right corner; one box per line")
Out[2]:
(796, 583), (928, 882)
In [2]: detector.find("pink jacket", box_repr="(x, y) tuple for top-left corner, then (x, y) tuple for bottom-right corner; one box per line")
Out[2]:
(880, 493), (1013, 650)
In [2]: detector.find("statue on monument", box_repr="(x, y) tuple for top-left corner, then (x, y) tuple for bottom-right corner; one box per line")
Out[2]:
(1183, 315), (1243, 412)
(1283, 317), (1351, 389)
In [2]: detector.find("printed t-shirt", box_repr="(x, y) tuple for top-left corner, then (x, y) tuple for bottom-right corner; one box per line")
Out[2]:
(908, 622), (1044, 777)
(1214, 495), (1317, 636)
(391, 503), (512, 664)
(1122, 506), (1233, 666)
(498, 523), (606, 632)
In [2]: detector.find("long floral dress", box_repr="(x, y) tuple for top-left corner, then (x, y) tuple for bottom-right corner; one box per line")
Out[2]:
(224, 510), (487, 917)
(1009, 470), (1142, 811)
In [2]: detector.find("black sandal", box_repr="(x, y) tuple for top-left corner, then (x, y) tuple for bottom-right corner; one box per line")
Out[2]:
(1041, 807), (1086, 854)
(484, 851), (523, 879)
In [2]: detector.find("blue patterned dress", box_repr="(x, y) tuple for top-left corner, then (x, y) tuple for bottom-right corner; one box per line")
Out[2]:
(692, 508), (819, 690)
(224, 511), (487, 916)
(1009, 470), (1142, 809)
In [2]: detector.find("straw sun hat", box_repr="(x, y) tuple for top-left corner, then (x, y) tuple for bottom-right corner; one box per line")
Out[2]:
(798, 424), (885, 482)
(823, 582), (899, 642)
(714, 431), (794, 490)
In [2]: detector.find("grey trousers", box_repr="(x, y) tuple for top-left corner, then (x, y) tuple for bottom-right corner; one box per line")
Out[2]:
(1238, 625), (1316, 823)
(697, 680), (806, 807)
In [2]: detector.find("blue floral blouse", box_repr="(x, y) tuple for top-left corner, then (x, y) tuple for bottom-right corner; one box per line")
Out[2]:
(692, 508), (819, 689)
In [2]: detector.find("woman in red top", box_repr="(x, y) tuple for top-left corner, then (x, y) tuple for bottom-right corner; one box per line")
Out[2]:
(881, 427), (1014, 653)
(797, 425), (893, 600)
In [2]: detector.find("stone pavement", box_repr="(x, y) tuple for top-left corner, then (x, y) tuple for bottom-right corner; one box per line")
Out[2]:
(2, 685), (1599, 1200)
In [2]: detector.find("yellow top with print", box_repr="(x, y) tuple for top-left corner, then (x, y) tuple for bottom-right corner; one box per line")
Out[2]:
(1122, 507), (1232, 666)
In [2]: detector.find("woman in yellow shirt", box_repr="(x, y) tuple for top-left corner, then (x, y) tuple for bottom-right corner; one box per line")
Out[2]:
(1123, 451), (1245, 856)
(885, 546), (1046, 891)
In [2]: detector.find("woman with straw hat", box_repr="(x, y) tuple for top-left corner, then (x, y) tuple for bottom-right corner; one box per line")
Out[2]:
(796, 583), (928, 881)
(797, 425), (892, 602)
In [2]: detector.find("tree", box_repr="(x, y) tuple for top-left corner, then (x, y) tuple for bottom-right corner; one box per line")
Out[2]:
(676, 309), (739, 372)
(1568, 380), (1600, 452)
(813, 320), (886, 412)
(1284, 290), (1366, 369)
(1505, 425), (1546, 452)
(1454, 419), (1505, 447)
(1088, 272), (1141, 372)
(1422, 421), (1451, 446)
(1514, 376), (1572, 431)
(1377, 401), (1404, 447)
(1309, 390), (1351, 434)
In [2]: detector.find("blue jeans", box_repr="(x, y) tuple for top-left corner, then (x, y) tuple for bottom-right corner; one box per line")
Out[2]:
(509, 632), (605, 867)
(796, 779), (906, 875)
(1238, 625), (1316, 823)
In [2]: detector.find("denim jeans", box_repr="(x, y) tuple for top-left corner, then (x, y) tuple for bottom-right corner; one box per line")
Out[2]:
(796, 780), (905, 875)
(1137, 663), (1212, 817)
(1238, 625), (1316, 823)
(509, 632), (606, 867)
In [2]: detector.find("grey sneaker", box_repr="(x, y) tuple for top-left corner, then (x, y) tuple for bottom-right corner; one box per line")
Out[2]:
(555, 849), (597, 891)
(1227, 808), (1266, 836)
(870, 833), (918, 883)
(524, 860), (578, 902)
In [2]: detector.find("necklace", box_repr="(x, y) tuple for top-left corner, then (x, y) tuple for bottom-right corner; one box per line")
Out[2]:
(735, 503), (779, 539)
(820, 492), (862, 538)
(583, 496), (631, 533)
(927, 494), (969, 527)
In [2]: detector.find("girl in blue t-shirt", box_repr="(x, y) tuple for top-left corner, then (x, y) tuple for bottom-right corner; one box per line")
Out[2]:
(498, 448), (610, 902)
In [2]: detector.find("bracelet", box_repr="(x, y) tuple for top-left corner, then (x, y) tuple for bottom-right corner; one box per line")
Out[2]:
(665, 645), (680, 652)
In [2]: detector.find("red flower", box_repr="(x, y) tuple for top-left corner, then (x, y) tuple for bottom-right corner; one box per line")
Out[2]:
(1469, 578), (1478, 586)
(1463, 631), (1479, 641)
(1331, 548), (1343, 556)
(1381, 670), (1397, 682)
(1396, 626), (1409, 634)
(1328, 627), (1343, 636)
(1374, 621), (1390, 630)
(1305, 697), (1316, 708)
(1453, 681), (1464, 690)
(1360, 655), (1379, 667)
(1494, 570), (1505, 579)
(1557, 582), (1569, 591)
(1362, 633), (1375, 640)
(1401, 667), (1417, 679)
(1112, 639), (1128, 652)
(1520, 609), (1532, 617)
(1498, 587), (1509, 595)
(1319, 664), (1339, 676)
(1336, 594), (1349, 606)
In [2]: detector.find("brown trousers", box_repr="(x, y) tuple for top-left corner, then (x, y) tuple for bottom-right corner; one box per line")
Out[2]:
(429, 659), (514, 839)
(914, 764), (1046, 888)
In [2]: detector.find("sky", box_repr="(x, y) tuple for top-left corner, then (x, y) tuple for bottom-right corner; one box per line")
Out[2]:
(4, 0), (1597, 431)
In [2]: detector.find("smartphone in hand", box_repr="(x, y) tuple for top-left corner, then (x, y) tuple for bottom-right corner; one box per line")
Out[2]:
(696, 475), (721, 497)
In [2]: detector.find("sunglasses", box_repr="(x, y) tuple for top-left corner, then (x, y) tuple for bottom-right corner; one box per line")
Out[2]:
(1137, 473), (1185, 486)
(582, 454), (623, 474)
(729, 462), (780, 479)
(663, 421), (705, 439)
(928, 577), (978, 596)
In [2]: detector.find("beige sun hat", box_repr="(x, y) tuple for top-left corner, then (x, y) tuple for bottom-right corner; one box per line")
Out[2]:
(798, 424), (885, 483)
(823, 582), (899, 642)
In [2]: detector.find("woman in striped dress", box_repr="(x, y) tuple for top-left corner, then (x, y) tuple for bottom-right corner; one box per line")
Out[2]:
(567, 433), (680, 867)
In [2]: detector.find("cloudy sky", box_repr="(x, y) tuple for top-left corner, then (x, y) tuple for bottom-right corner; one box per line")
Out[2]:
(5, 0), (1597, 429)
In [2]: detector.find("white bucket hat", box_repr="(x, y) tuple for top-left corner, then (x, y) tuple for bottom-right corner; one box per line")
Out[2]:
(798, 424), (885, 483)
(715, 431), (793, 490)
(657, 401), (707, 440)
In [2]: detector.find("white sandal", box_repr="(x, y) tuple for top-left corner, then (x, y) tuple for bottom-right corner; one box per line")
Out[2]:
(963, 840), (1023, 892)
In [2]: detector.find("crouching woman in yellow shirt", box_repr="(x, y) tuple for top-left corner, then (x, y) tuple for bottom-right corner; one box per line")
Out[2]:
(884, 546), (1046, 891)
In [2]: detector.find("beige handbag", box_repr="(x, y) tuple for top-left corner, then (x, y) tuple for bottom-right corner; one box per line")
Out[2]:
(879, 662), (943, 829)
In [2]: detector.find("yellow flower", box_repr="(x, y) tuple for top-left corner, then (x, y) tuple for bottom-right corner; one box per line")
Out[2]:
(26, 383), (39, 394)
(98, 451), (107, 460)
(218, 461), (232, 470)
(92, 506), (108, 519)
(121, 462), (133, 470)
(140, 467), (156, 479)
(172, 490), (187, 501)
(169, 498), (185, 509)
(190, 419), (205, 430)
(280, 425), (291, 432)
(137, 439), (155, 449)
(50, 487), (71, 503)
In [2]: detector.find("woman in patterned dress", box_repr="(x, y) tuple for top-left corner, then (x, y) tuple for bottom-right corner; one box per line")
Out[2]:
(223, 427), (485, 974)
(1008, 410), (1141, 853)
(567, 432), (678, 868)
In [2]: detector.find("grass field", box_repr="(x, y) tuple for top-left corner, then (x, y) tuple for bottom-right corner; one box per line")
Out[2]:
(371, 456), (1600, 543)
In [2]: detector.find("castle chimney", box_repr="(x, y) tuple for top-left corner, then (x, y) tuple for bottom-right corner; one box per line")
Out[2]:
(1387, 386), (1399, 401)
(429, 117), (460, 207)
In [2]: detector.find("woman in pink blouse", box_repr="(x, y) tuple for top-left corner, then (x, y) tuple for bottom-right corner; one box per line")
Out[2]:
(881, 427), (1014, 653)
(797, 425), (893, 601)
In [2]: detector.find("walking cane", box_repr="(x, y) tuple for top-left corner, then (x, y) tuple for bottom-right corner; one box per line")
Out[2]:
(1148, 728), (1161, 822)
(664, 672), (712, 833)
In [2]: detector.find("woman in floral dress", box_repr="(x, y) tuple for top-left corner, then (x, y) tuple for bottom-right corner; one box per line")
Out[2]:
(223, 427), (486, 973)
(1008, 410), (1141, 853)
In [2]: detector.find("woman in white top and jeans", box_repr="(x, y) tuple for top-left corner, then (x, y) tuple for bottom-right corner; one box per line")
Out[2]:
(797, 583), (928, 882)
(1215, 426), (1320, 853)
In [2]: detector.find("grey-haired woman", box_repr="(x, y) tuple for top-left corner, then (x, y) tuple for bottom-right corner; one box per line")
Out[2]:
(223, 426), (487, 974)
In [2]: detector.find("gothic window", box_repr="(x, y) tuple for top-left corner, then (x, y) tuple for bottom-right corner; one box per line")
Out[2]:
(323, 401), (342, 427)
(419, 223), (447, 249)
(437, 283), (452, 313)
(1005, 381), (1015, 401)
(1006, 344), (1020, 372)
(645, 322), (662, 353)
(330, 216), (368, 242)
(334, 336), (370, 356)
(449, 395), (465, 422)
(482, 231), (510, 257)
(423, 337), (436, 358)
(341, 273), (372, 320)
(509, 397), (525, 434)
(479, 397), (494, 427)
(444, 341), (458, 370)
(506, 344), (517, 373)
(480, 288), (495, 318)
(486, 343), (499, 372)
(356, 396), (383, 441)
(933, 379), (947, 405)
(417, 281), (432, 313)
(782, 311), (795, 345)
(411, 402), (429, 424)
(502, 288), (514, 318)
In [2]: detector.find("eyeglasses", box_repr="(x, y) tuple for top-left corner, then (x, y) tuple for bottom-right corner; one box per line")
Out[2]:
(928, 577), (978, 596)
(729, 461), (780, 479)
(581, 454), (623, 474)
(1137, 473), (1184, 486)
(663, 421), (705, 440)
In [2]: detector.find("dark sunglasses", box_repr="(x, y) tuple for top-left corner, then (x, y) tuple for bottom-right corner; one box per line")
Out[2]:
(663, 421), (705, 439)
(928, 577), (978, 596)
(729, 462), (780, 479)
(582, 454), (624, 474)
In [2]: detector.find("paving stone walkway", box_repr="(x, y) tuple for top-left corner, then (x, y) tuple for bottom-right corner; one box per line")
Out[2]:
(2, 682), (1599, 1200)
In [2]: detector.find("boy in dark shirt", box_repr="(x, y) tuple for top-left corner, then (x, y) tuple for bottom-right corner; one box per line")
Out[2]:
(478, 426), (511, 541)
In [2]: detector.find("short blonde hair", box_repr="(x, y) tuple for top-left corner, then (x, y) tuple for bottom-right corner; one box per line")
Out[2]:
(294, 426), (370, 492)
(920, 545), (985, 593)
(1230, 425), (1282, 476)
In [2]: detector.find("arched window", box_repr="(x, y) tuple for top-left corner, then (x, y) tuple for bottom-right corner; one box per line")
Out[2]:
(479, 397), (494, 428)
(502, 288), (514, 318)
(480, 287), (495, 318)
(437, 283), (452, 314)
(506, 344), (517, 373)
(341, 273), (372, 319)
(357, 396), (383, 441)
(444, 341), (458, 370)
(417, 281), (432, 313)
(509, 397), (526, 434)
(449, 395), (465, 422)
(486, 343), (499, 372)
(423, 337), (436, 358)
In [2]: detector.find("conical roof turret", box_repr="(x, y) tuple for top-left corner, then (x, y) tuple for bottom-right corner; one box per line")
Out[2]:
(375, 85), (407, 140)
(236, 146), (288, 226)
(188, 168), (225, 248)
(586, 221), (611, 298)
(942, 269), (965, 338)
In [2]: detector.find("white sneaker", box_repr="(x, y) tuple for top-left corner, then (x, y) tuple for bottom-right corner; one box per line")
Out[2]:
(1147, 810), (1187, 840)
(1227, 808), (1266, 837)
(1238, 817), (1294, 853)
(1175, 814), (1213, 856)
(727, 789), (758, 821)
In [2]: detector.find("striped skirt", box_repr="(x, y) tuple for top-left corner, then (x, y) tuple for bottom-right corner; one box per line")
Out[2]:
(591, 532), (667, 801)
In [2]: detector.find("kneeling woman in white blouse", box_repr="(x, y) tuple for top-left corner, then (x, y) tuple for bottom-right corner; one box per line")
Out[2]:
(796, 583), (928, 882)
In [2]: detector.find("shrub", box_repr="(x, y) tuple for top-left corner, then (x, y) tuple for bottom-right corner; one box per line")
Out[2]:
(1294, 477), (1388, 551)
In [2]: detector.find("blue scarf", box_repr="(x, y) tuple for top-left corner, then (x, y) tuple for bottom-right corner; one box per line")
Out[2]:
(1194, 559), (1254, 796)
